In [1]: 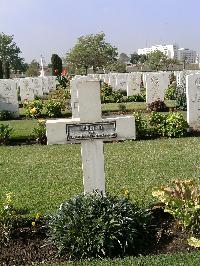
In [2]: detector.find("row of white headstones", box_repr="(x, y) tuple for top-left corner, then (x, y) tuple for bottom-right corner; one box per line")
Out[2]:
(0, 71), (200, 127)
(0, 76), (57, 117)
(46, 72), (200, 194)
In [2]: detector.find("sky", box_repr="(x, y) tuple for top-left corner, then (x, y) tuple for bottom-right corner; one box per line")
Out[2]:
(0, 0), (199, 64)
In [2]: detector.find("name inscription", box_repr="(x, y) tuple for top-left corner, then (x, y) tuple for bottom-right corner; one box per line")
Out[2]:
(66, 121), (117, 140)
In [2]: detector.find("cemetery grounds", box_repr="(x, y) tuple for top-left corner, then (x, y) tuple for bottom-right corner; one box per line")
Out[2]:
(0, 81), (200, 265)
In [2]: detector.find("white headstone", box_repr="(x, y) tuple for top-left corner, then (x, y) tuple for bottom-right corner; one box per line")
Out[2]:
(19, 78), (34, 101)
(145, 72), (169, 104)
(41, 77), (49, 94)
(115, 73), (128, 91)
(126, 72), (141, 96)
(0, 79), (19, 117)
(186, 74), (200, 128)
(32, 77), (43, 97)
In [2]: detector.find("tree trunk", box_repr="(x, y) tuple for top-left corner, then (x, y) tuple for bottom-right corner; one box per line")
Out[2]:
(0, 60), (3, 79)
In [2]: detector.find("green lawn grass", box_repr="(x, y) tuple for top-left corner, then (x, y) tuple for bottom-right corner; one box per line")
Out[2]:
(0, 137), (200, 215)
(0, 136), (200, 265)
(48, 251), (200, 266)
(0, 119), (38, 139)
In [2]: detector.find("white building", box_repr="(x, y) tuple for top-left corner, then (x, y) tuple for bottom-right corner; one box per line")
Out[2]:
(138, 44), (178, 59)
(177, 48), (196, 64)
(138, 44), (197, 64)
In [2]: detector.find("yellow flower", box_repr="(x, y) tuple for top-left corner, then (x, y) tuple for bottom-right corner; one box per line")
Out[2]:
(122, 187), (130, 197)
(32, 221), (36, 226)
(30, 107), (37, 114)
(37, 119), (45, 124)
(35, 213), (41, 219)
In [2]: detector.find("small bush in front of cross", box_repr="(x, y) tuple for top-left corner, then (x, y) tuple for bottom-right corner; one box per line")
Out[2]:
(49, 192), (153, 260)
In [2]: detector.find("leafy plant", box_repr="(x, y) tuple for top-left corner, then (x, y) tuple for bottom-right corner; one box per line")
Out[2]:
(0, 110), (14, 121)
(149, 112), (166, 136)
(165, 85), (176, 100)
(188, 236), (200, 248)
(49, 192), (152, 260)
(0, 124), (13, 144)
(126, 93), (146, 102)
(112, 91), (124, 103)
(33, 119), (46, 144)
(134, 111), (188, 139)
(164, 112), (188, 137)
(175, 85), (187, 111)
(23, 100), (43, 118)
(133, 112), (148, 138)
(0, 192), (16, 243)
(148, 100), (168, 112)
(101, 83), (124, 103)
(45, 100), (63, 118)
(152, 179), (200, 230)
(118, 103), (126, 112)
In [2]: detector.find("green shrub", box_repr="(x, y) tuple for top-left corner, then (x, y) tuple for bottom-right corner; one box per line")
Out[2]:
(45, 100), (63, 118)
(101, 83), (124, 103)
(0, 124), (13, 144)
(133, 112), (148, 138)
(56, 75), (68, 89)
(148, 100), (168, 112)
(0, 110), (14, 121)
(175, 85), (187, 111)
(23, 100), (43, 118)
(112, 91), (124, 103)
(32, 119), (47, 144)
(118, 103), (126, 112)
(49, 192), (152, 260)
(165, 85), (176, 100)
(126, 93), (146, 102)
(164, 112), (188, 137)
(149, 112), (166, 136)
(0, 192), (16, 243)
(134, 112), (188, 139)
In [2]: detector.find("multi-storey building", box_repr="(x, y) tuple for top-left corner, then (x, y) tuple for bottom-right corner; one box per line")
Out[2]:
(138, 44), (179, 59)
(138, 44), (197, 64)
(177, 48), (196, 64)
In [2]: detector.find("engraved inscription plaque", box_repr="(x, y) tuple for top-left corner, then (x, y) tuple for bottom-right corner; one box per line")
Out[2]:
(66, 121), (117, 140)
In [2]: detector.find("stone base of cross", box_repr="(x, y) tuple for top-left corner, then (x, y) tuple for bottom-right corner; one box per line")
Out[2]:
(46, 76), (136, 194)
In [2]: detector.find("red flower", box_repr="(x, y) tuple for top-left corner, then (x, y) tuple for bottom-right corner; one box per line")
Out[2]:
(61, 69), (67, 76)
(54, 69), (58, 75)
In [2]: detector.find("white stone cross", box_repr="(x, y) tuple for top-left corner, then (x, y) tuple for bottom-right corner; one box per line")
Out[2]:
(46, 76), (136, 194)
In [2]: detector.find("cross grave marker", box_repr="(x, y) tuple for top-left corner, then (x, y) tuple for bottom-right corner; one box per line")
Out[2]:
(46, 76), (136, 193)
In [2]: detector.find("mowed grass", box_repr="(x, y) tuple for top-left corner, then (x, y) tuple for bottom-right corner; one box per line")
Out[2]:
(0, 137), (200, 215)
(0, 119), (38, 139)
(48, 251), (200, 266)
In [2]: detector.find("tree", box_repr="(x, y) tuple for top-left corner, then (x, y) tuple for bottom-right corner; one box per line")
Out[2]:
(0, 32), (26, 73)
(119, 53), (130, 64)
(25, 60), (40, 77)
(146, 51), (179, 71)
(139, 54), (147, 64)
(0, 60), (3, 79)
(130, 53), (140, 64)
(130, 53), (147, 64)
(4, 61), (10, 79)
(65, 33), (118, 75)
(51, 54), (62, 76)
(145, 51), (168, 71)
(106, 59), (126, 73)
